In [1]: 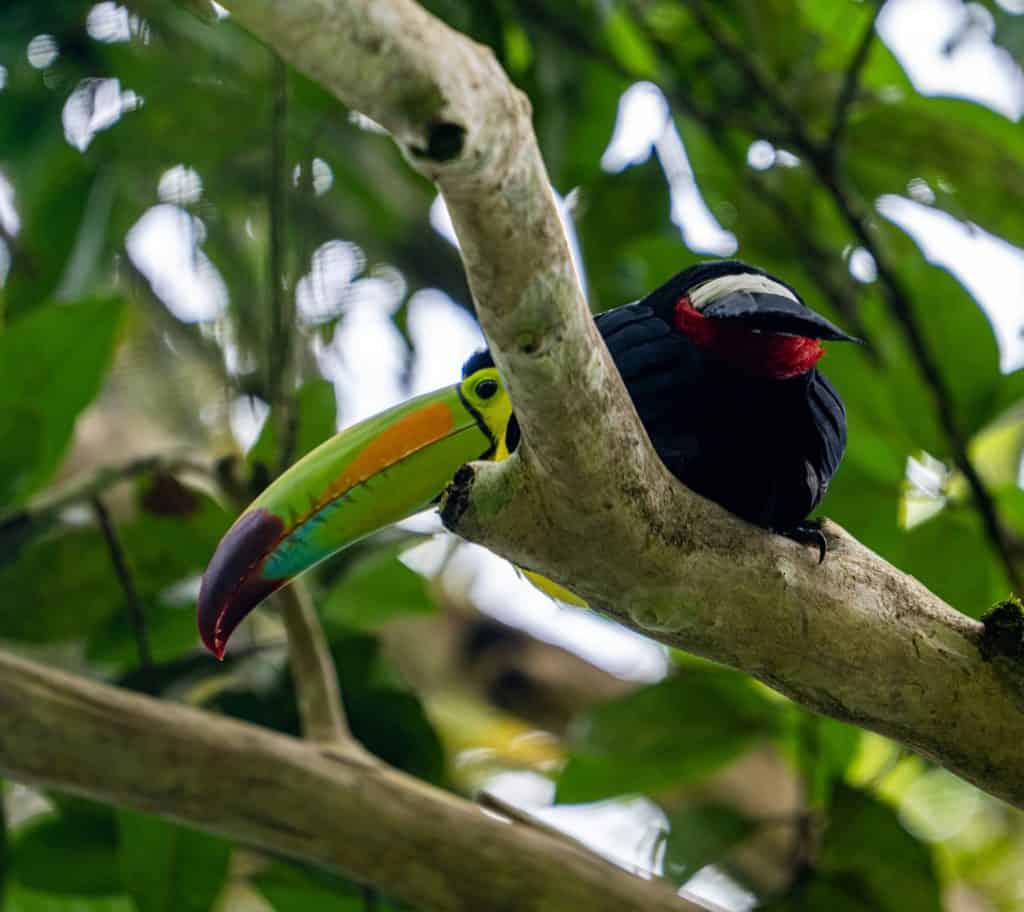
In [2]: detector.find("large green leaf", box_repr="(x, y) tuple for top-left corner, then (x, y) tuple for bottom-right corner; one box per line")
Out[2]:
(662, 803), (755, 884)
(0, 483), (229, 645)
(0, 525), (123, 642)
(816, 786), (941, 912)
(321, 543), (436, 630)
(11, 811), (121, 896)
(0, 298), (123, 507)
(848, 97), (1024, 247)
(255, 870), (363, 912)
(5, 886), (133, 912)
(556, 669), (787, 802)
(117, 811), (230, 912)
(254, 862), (402, 912)
(761, 875), (881, 912)
(2, 146), (101, 324)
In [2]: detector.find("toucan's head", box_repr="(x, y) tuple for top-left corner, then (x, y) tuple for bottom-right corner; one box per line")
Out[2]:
(656, 260), (858, 379)
(197, 363), (514, 658)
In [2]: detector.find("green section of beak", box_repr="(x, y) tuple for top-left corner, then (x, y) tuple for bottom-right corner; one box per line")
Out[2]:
(258, 383), (491, 580)
(198, 384), (492, 656)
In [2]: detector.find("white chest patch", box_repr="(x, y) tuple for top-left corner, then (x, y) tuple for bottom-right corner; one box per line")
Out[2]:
(689, 273), (800, 311)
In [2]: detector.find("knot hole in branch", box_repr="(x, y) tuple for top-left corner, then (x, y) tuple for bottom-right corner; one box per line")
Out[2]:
(410, 122), (466, 162)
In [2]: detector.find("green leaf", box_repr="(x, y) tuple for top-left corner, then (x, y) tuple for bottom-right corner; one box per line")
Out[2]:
(816, 786), (941, 912)
(322, 544), (436, 630)
(253, 862), (366, 912)
(117, 811), (230, 912)
(807, 718), (861, 808)
(848, 97), (1024, 247)
(0, 298), (123, 507)
(347, 688), (445, 784)
(249, 380), (338, 473)
(3, 146), (100, 323)
(603, 7), (658, 78)
(0, 484), (230, 645)
(556, 670), (786, 802)
(5, 885), (134, 912)
(663, 803), (755, 883)
(11, 811), (121, 896)
(0, 411), (44, 507)
(897, 508), (1006, 616)
(761, 874), (881, 912)
(997, 485), (1024, 538)
(87, 600), (199, 670)
(0, 526), (123, 642)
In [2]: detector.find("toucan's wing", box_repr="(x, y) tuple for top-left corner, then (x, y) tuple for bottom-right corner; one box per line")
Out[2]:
(596, 301), (706, 427)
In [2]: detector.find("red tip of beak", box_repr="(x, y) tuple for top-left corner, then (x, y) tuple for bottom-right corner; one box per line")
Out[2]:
(198, 509), (286, 659)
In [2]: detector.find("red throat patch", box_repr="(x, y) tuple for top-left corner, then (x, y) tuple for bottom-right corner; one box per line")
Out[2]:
(674, 297), (824, 380)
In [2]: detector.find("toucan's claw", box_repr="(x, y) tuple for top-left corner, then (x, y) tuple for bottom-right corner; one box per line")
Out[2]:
(783, 519), (828, 564)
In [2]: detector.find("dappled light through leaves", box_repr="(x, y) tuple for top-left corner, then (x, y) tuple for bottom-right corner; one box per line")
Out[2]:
(1, 0), (1024, 909)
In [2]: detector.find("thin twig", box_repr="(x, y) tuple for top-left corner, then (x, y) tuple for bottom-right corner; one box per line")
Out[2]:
(276, 582), (351, 744)
(817, 179), (1023, 592)
(92, 496), (155, 683)
(826, 10), (880, 151)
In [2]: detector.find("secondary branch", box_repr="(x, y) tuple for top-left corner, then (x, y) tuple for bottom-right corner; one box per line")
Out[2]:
(0, 649), (693, 912)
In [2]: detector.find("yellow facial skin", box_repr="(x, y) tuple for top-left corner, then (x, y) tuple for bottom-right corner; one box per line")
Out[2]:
(459, 367), (514, 461)
(459, 367), (588, 608)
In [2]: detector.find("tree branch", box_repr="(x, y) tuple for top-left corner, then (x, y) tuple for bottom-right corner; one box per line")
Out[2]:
(199, 0), (1024, 808)
(276, 581), (351, 743)
(826, 9), (879, 151)
(0, 649), (697, 912)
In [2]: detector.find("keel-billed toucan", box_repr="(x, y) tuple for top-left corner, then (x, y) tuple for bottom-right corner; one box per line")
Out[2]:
(199, 260), (855, 658)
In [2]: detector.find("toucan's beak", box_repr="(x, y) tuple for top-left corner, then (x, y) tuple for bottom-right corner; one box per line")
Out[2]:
(702, 292), (860, 342)
(198, 384), (494, 658)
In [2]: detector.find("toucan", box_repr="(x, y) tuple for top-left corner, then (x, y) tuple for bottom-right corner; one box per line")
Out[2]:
(198, 260), (855, 658)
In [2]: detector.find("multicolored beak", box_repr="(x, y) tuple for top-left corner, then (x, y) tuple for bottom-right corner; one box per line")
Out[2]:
(198, 384), (495, 658)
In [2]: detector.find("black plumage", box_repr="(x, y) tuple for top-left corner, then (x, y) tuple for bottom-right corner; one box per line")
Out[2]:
(463, 260), (852, 539)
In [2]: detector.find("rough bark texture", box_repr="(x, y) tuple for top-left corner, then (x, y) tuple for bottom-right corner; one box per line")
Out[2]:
(0, 651), (692, 911)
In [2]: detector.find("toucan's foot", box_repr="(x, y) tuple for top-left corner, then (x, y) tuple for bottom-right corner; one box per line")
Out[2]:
(783, 519), (828, 564)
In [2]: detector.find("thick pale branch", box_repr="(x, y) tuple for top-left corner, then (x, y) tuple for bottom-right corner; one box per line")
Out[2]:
(0, 650), (693, 912)
(447, 459), (1024, 808)
(218, 0), (1024, 807)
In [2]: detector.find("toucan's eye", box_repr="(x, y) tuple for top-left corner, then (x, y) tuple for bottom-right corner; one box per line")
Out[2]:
(475, 379), (499, 400)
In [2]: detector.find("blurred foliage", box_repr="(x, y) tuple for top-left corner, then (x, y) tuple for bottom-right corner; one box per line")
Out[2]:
(1, 0), (1024, 910)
